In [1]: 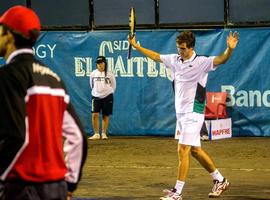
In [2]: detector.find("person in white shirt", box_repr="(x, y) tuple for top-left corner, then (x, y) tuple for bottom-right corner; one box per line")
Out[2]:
(89, 56), (116, 140)
(129, 31), (238, 200)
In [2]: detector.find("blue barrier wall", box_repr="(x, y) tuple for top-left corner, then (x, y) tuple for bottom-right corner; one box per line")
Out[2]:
(2, 0), (270, 28)
(1, 28), (270, 136)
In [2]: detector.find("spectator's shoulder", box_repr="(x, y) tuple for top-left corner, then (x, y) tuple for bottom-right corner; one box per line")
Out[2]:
(107, 71), (115, 77)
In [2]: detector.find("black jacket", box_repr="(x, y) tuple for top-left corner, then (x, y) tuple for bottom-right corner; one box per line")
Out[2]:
(0, 49), (87, 192)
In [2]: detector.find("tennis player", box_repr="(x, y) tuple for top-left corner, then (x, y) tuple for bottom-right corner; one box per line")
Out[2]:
(129, 31), (238, 199)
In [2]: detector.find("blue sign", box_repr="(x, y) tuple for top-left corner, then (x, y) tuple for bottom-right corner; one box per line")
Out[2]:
(1, 28), (270, 136)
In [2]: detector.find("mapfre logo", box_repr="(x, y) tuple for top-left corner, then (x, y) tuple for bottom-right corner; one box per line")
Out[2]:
(212, 128), (230, 136)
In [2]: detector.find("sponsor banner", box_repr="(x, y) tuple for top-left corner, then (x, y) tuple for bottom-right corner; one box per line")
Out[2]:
(1, 28), (270, 136)
(207, 118), (232, 140)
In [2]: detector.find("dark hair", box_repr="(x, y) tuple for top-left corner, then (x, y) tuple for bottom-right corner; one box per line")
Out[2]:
(2, 25), (39, 48)
(176, 31), (195, 48)
(104, 60), (108, 77)
(96, 56), (108, 77)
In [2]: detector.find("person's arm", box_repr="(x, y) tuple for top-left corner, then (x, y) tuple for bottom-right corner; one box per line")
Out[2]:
(213, 31), (239, 67)
(89, 72), (93, 89)
(128, 36), (162, 63)
(110, 73), (116, 92)
(63, 103), (88, 193)
(0, 70), (27, 181)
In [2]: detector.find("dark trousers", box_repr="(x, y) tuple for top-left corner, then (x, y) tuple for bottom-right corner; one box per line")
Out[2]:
(200, 121), (208, 137)
(2, 180), (67, 200)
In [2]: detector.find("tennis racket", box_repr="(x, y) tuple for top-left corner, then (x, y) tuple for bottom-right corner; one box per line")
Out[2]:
(127, 7), (136, 59)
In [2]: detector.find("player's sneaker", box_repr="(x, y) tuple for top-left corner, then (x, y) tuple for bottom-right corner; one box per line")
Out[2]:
(88, 133), (100, 140)
(101, 133), (108, 140)
(208, 178), (230, 198)
(162, 188), (177, 197)
(160, 191), (182, 200)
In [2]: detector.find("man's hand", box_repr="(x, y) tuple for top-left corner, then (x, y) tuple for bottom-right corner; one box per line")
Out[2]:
(213, 31), (239, 66)
(128, 35), (138, 48)
(227, 31), (239, 49)
(127, 35), (162, 62)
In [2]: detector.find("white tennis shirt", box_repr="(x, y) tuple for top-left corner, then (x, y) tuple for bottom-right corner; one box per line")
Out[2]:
(160, 52), (216, 114)
(90, 69), (116, 98)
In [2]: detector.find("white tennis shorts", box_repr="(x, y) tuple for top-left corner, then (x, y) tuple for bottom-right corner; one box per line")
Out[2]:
(176, 112), (204, 147)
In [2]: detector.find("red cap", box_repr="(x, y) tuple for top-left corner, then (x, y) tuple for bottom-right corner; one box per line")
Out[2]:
(0, 5), (40, 39)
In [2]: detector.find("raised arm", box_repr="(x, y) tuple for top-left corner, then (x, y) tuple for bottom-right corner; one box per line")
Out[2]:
(213, 31), (239, 67)
(128, 35), (162, 63)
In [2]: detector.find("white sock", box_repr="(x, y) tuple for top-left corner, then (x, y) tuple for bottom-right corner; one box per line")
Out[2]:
(210, 169), (224, 182)
(175, 180), (185, 194)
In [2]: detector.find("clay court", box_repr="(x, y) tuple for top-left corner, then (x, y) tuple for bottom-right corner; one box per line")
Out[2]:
(73, 136), (270, 200)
